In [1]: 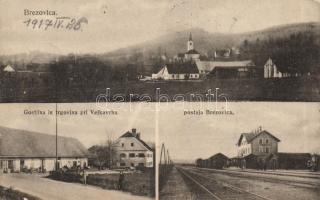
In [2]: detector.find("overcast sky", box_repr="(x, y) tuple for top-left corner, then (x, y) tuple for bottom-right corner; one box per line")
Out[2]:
(0, 103), (156, 148)
(158, 102), (320, 162)
(0, 0), (319, 55)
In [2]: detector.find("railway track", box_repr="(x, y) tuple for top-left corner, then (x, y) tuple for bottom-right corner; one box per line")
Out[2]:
(189, 167), (320, 189)
(177, 167), (272, 200)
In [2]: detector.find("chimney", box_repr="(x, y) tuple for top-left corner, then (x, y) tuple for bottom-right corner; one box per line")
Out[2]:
(132, 128), (137, 137)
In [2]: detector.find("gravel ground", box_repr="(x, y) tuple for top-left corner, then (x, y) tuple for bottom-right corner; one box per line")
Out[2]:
(186, 167), (320, 200)
(160, 167), (196, 200)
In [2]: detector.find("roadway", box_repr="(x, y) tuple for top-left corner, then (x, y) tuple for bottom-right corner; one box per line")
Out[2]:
(0, 173), (152, 200)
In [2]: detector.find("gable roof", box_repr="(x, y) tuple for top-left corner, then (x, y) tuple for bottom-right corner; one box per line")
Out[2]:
(3, 65), (15, 72)
(119, 131), (153, 151)
(0, 126), (88, 158)
(196, 60), (254, 73)
(208, 153), (229, 160)
(165, 62), (199, 74)
(237, 130), (280, 146)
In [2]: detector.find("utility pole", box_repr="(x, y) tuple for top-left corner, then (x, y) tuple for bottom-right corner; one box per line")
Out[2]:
(55, 102), (58, 171)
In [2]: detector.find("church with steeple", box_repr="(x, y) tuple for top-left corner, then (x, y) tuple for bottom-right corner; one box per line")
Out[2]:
(184, 33), (200, 61)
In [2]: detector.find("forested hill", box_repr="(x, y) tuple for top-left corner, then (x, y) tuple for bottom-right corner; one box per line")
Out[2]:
(102, 22), (320, 59)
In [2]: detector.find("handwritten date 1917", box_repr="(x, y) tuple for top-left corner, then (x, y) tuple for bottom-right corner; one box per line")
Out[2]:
(23, 17), (88, 31)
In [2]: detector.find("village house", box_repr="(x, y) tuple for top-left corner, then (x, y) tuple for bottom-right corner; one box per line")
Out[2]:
(196, 60), (256, 78)
(0, 126), (88, 173)
(264, 58), (283, 78)
(264, 58), (304, 78)
(114, 128), (153, 168)
(3, 65), (15, 73)
(152, 32), (257, 80)
(151, 62), (200, 80)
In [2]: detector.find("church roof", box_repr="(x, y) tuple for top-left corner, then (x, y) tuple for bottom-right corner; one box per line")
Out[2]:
(185, 49), (199, 55)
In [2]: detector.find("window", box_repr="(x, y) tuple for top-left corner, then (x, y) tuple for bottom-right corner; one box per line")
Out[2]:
(120, 153), (126, 158)
(266, 139), (269, 144)
(138, 153), (145, 158)
(131, 163), (134, 167)
(131, 143), (134, 147)
(259, 146), (263, 153)
(121, 143), (124, 147)
(120, 163), (126, 166)
(259, 139), (262, 144)
(138, 163), (144, 167)
(266, 147), (269, 153)
(129, 153), (135, 158)
(172, 75), (174, 78)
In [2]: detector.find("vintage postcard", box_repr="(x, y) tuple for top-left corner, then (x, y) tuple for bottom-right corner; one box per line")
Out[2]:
(0, 0), (319, 102)
(0, 0), (319, 200)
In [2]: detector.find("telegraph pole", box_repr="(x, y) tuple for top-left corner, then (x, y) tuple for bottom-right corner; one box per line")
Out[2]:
(55, 102), (58, 171)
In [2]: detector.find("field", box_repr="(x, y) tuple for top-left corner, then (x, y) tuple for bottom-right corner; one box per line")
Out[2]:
(87, 171), (155, 197)
(0, 76), (319, 102)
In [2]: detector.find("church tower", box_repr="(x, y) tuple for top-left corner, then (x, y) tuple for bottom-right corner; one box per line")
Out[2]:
(187, 32), (194, 51)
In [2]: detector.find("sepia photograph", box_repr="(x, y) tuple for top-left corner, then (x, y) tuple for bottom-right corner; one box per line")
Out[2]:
(0, 103), (155, 200)
(158, 102), (320, 200)
(0, 0), (319, 102)
(1, 0), (320, 200)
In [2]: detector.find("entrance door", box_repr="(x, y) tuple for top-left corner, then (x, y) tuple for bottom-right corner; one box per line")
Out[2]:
(8, 160), (14, 172)
(20, 160), (25, 171)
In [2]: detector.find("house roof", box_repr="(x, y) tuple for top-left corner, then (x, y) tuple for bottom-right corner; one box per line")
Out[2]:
(185, 49), (199, 55)
(165, 62), (199, 74)
(237, 130), (280, 146)
(119, 131), (153, 151)
(0, 126), (88, 158)
(196, 60), (254, 72)
(208, 153), (229, 160)
(3, 65), (15, 72)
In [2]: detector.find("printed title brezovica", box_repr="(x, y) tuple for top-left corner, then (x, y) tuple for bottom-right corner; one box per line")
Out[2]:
(24, 9), (57, 16)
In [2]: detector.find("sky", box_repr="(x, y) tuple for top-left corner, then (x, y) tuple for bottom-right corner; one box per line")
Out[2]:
(0, 103), (156, 148)
(0, 0), (319, 55)
(158, 102), (320, 162)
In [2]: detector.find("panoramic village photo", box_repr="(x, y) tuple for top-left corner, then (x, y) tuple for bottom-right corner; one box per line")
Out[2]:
(0, 0), (320, 102)
(0, 103), (155, 200)
(158, 102), (320, 200)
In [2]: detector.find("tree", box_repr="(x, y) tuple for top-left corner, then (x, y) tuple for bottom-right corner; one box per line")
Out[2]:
(88, 132), (118, 170)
